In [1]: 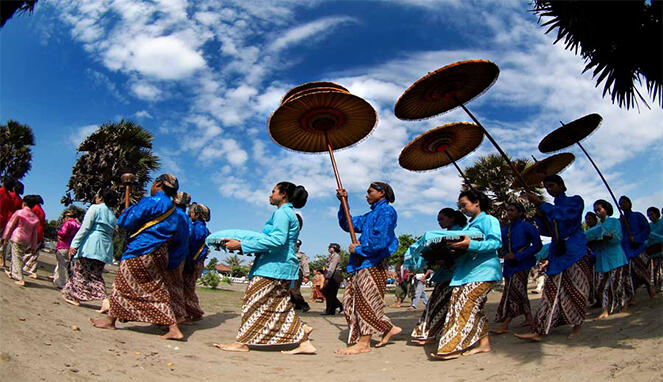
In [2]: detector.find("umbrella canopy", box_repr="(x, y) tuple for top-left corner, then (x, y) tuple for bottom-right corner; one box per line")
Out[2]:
(513, 152), (576, 189)
(394, 60), (499, 120)
(539, 113), (603, 153)
(399, 122), (484, 171)
(268, 83), (378, 153)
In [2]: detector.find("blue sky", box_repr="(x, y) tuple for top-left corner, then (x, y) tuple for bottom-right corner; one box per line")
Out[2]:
(1, 0), (661, 263)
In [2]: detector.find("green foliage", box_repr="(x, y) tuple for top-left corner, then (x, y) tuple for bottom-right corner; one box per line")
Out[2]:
(62, 120), (160, 215)
(44, 220), (58, 241)
(0, 1), (38, 28)
(221, 276), (231, 285)
(463, 154), (542, 225)
(533, 0), (662, 109)
(206, 257), (218, 271)
(0, 120), (35, 181)
(201, 271), (220, 289)
(389, 234), (419, 266)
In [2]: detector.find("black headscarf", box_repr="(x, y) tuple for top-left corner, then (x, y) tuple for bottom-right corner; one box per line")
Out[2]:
(370, 181), (395, 203)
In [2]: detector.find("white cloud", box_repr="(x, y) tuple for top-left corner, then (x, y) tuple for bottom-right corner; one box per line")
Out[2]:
(69, 124), (98, 147)
(134, 110), (153, 119)
(268, 16), (357, 52)
(130, 81), (162, 101)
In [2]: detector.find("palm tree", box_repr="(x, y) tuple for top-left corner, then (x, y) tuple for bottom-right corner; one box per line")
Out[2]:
(62, 120), (160, 214)
(533, 0), (662, 109)
(0, 1), (38, 28)
(0, 120), (35, 180)
(462, 154), (542, 225)
(222, 254), (244, 269)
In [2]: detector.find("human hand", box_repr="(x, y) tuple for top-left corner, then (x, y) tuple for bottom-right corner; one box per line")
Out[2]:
(448, 235), (470, 250)
(223, 239), (241, 251)
(504, 252), (516, 260)
(348, 242), (358, 254)
(538, 260), (549, 271)
(68, 248), (77, 259)
(336, 189), (348, 202)
(525, 192), (542, 206)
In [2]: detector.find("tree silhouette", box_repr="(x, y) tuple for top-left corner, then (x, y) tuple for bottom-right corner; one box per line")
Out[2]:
(0, 120), (35, 181)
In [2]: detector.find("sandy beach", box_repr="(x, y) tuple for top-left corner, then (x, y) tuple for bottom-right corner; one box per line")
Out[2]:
(1, 251), (661, 382)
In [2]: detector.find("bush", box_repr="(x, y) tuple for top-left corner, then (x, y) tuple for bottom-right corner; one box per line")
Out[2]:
(201, 271), (220, 289)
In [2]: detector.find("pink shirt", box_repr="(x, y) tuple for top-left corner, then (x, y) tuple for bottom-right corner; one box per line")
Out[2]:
(2, 207), (39, 251)
(56, 218), (81, 250)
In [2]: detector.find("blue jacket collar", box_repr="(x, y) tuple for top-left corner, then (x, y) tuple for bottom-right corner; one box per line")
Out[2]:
(278, 202), (293, 210)
(370, 199), (388, 210)
(469, 211), (486, 223)
(553, 192), (567, 204)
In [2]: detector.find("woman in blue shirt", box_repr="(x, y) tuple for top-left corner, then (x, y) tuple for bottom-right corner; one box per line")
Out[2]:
(335, 181), (401, 355)
(518, 175), (591, 342)
(411, 207), (466, 346)
(646, 207), (663, 293)
(182, 202), (210, 323)
(90, 174), (189, 341)
(492, 202), (542, 335)
(165, 191), (192, 323)
(587, 200), (629, 319)
(619, 195), (654, 302)
(213, 182), (316, 355)
(432, 190), (502, 360)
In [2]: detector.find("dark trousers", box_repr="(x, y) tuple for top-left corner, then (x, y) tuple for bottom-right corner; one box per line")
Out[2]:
(323, 278), (343, 314)
(289, 277), (310, 310)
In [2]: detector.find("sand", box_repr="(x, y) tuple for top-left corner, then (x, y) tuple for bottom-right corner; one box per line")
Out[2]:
(1, 251), (661, 381)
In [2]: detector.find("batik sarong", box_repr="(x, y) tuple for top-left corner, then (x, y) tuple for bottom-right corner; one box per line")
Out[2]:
(534, 256), (591, 335)
(343, 263), (393, 344)
(435, 281), (494, 355)
(8, 241), (29, 281)
(165, 267), (187, 320)
(627, 252), (653, 299)
(595, 265), (628, 314)
(411, 282), (452, 340)
(108, 243), (176, 326)
(236, 276), (306, 345)
(183, 261), (205, 321)
(495, 269), (531, 322)
(651, 257), (663, 292)
(61, 258), (107, 302)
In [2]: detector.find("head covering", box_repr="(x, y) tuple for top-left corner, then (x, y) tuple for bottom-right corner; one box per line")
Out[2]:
(173, 192), (191, 208)
(543, 174), (566, 192)
(155, 173), (179, 192)
(369, 181), (395, 203)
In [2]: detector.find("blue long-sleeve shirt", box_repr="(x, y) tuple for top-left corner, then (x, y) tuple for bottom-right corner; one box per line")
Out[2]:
(534, 193), (587, 275)
(167, 207), (191, 269)
(450, 212), (502, 286)
(242, 203), (301, 280)
(118, 191), (189, 269)
(585, 217), (628, 272)
(187, 219), (210, 264)
(647, 219), (663, 258)
(620, 210), (651, 259)
(501, 218), (542, 278)
(338, 199), (398, 273)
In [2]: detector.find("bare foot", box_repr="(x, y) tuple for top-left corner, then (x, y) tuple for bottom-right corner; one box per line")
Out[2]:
(567, 325), (581, 339)
(376, 325), (402, 347)
(489, 327), (509, 335)
(281, 340), (316, 355)
(647, 286), (656, 299)
(462, 337), (491, 356)
(514, 332), (542, 342)
(28, 272), (38, 279)
(410, 338), (435, 346)
(63, 295), (80, 306)
(14, 280), (25, 287)
(430, 352), (461, 360)
(89, 317), (115, 330)
(303, 325), (314, 335)
(334, 342), (371, 355)
(162, 324), (184, 340)
(212, 342), (249, 352)
(4, 269), (13, 279)
(96, 298), (110, 314)
(597, 310), (609, 320)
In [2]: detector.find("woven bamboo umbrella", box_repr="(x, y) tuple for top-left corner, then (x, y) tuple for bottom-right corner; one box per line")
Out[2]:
(538, 113), (632, 235)
(398, 122), (484, 185)
(511, 153), (576, 189)
(394, 60), (533, 191)
(269, 82), (378, 244)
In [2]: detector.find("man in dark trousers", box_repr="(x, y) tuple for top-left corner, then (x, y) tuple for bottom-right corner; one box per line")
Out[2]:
(321, 243), (343, 315)
(289, 240), (311, 312)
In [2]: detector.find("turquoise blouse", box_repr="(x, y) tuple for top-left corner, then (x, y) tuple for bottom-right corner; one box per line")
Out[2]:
(242, 203), (301, 281)
(450, 212), (503, 287)
(647, 219), (663, 258)
(71, 203), (117, 264)
(585, 217), (628, 273)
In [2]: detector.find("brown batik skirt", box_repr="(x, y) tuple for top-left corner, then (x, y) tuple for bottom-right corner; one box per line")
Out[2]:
(651, 257), (663, 291)
(627, 252), (653, 299)
(108, 243), (176, 326)
(435, 281), (494, 355)
(411, 282), (452, 341)
(343, 263), (394, 344)
(495, 269), (532, 322)
(61, 258), (107, 302)
(164, 265), (187, 320)
(534, 255), (592, 335)
(182, 260), (205, 321)
(236, 276), (307, 345)
(595, 265), (628, 314)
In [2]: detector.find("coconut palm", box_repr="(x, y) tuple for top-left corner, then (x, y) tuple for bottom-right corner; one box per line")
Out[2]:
(0, 1), (38, 28)
(0, 120), (35, 180)
(462, 154), (542, 225)
(62, 120), (160, 214)
(533, 0), (662, 110)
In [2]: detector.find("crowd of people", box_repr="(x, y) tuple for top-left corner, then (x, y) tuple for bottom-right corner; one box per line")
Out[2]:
(0, 172), (661, 359)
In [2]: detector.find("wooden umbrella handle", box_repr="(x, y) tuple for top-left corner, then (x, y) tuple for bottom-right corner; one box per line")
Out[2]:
(325, 132), (359, 244)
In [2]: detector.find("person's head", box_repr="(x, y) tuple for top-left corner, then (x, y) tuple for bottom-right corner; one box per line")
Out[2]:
(366, 181), (395, 205)
(458, 189), (491, 218)
(22, 195), (38, 208)
(64, 208), (78, 220)
(618, 195), (632, 212)
(437, 207), (467, 229)
(328, 243), (341, 254)
(35, 195), (44, 205)
(14, 181), (24, 196)
(296, 239), (302, 251)
(647, 207), (660, 223)
(96, 188), (118, 208)
(188, 202), (211, 222)
(593, 199), (613, 220)
(271, 182), (308, 208)
(542, 175), (566, 197)
(2, 176), (15, 191)
(173, 192), (191, 209)
(584, 211), (598, 228)
(506, 202), (525, 222)
(151, 174), (179, 197)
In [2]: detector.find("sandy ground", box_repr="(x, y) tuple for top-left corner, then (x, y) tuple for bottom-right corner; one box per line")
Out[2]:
(1, 251), (662, 382)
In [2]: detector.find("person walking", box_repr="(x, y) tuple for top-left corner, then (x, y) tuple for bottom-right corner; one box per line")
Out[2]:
(321, 243), (343, 315)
